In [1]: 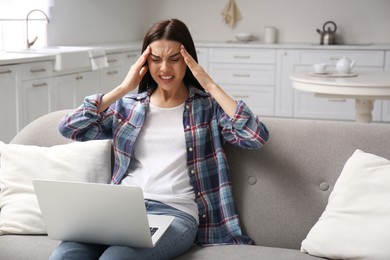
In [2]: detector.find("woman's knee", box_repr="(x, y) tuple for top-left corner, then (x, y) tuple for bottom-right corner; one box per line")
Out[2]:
(50, 241), (107, 260)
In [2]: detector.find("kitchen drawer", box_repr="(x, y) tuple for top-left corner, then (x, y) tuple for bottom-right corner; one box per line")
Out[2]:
(222, 84), (274, 116)
(298, 50), (385, 67)
(0, 65), (17, 75)
(122, 51), (138, 65)
(209, 63), (275, 85)
(21, 61), (53, 79)
(107, 51), (139, 67)
(209, 48), (275, 64)
(294, 91), (382, 121)
(106, 53), (123, 67)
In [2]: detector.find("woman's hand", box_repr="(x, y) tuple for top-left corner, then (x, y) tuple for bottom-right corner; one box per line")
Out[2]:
(180, 45), (237, 118)
(119, 46), (151, 92)
(98, 46), (150, 112)
(180, 45), (217, 92)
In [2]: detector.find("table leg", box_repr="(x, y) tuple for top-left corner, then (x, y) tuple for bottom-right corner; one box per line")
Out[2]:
(355, 98), (374, 123)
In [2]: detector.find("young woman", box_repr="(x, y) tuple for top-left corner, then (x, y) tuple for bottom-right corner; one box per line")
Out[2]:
(53, 19), (269, 260)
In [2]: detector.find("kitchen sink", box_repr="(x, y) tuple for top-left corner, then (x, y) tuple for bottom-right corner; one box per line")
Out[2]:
(6, 46), (94, 71)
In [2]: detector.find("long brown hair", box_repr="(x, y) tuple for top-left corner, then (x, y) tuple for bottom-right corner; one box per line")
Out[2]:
(138, 19), (204, 93)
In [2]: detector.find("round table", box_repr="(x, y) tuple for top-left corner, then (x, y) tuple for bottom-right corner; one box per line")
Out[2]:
(290, 71), (390, 123)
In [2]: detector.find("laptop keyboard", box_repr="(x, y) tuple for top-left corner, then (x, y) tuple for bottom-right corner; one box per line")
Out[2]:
(150, 227), (158, 236)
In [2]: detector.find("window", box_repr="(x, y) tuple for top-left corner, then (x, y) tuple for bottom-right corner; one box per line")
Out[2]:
(0, 0), (50, 50)
(0, 0), (50, 19)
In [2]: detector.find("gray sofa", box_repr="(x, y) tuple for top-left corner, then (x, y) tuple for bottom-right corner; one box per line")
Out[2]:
(1, 109), (390, 260)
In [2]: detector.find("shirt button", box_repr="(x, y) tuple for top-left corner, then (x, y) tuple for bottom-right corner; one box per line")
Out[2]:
(191, 169), (195, 174)
(202, 214), (206, 218)
(188, 147), (193, 152)
(186, 105), (190, 109)
(118, 119), (122, 123)
(186, 125), (190, 129)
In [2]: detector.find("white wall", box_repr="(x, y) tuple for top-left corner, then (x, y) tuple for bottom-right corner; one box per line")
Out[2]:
(18, 0), (390, 46)
(144, 0), (390, 44)
(47, 0), (146, 45)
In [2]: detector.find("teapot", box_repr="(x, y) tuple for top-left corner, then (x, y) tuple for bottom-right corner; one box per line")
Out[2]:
(316, 21), (337, 45)
(335, 56), (356, 74)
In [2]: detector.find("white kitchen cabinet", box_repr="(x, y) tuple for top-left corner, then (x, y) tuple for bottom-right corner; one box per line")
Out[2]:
(223, 84), (274, 116)
(196, 47), (209, 71)
(75, 71), (100, 105)
(208, 48), (276, 116)
(100, 51), (139, 94)
(0, 65), (18, 143)
(19, 77), (53, 129)
(51, 74), (76, 111)
(275, 50), (299, 117)
(52, 70), (100, 110)
(291, 50), (385, 121)
(382, 51), (390, 122)
(18, 61), (53, 129)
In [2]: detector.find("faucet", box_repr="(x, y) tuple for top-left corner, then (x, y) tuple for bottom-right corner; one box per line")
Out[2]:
(26, 9), (50, 49)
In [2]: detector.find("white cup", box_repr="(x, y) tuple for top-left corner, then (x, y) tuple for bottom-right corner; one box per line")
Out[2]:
(264, 26), (277, 44)
(313, 63), (327, 74)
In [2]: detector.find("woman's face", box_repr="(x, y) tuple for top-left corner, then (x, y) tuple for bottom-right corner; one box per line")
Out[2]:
(148, 40), (187, 92)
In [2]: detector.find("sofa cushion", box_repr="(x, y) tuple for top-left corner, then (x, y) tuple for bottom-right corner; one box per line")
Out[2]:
(301, 149), (390, 260)
(176, 245), (324, 260)
(0, 235), (59, 260)
(0, 140), (112, 235)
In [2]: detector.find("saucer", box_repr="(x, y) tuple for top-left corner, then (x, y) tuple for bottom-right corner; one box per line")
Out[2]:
(307, 72), (358, 78)
(328, 72), (358, 77)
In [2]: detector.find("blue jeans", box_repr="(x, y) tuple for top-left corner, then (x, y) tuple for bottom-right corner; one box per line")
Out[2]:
(49, 200), (198, 260)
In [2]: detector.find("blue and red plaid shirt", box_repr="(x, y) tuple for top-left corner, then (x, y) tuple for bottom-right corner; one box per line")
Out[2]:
(58, 86), (269, 246)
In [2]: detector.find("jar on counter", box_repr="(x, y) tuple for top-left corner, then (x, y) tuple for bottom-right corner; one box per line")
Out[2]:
(264, 26), (277, 44)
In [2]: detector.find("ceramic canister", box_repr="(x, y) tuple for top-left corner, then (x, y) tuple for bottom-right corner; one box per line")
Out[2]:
(264, 26), (277, 44)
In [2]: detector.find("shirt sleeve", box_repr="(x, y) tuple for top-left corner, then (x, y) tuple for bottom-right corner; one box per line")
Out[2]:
(58, 94), (114, 141)
(217, 100), (269, 149)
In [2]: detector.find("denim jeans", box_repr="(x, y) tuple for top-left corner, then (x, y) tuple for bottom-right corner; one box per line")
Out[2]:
(49, 200), (198, 260)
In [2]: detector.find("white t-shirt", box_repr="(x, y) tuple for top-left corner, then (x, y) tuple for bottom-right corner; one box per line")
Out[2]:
(120, 102), (199, 223)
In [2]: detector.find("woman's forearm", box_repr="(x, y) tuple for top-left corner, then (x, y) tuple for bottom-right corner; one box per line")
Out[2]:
(98, 85), (129, 112)
(206, 83), (237, 118)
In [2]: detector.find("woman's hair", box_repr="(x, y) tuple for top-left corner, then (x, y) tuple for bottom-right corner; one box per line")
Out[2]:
(138, 19), (204, 93)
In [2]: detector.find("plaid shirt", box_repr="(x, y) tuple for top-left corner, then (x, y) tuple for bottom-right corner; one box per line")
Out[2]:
(58, 86), (269, 246)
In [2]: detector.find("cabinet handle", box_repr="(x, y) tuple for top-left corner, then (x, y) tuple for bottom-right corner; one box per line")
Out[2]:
(0, 69), (12, 74)
(233, 74), (250, 78)
(107, 59), (118, 63)
(75, 75), (83, 80)
(329, 57), (341, 61)
(107, 70), (119, 75)
(328, 98), (346, 102)
(127, 54), (137, 58)
(32, 82), (48, 88)
(233, 55), (250, 59)
(30, 68), (46, 73)
(233, 94), (250, 99)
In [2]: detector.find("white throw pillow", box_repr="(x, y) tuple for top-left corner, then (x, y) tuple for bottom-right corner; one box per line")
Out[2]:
(301, 149), (390, 260)
(0, 140), (112, 235)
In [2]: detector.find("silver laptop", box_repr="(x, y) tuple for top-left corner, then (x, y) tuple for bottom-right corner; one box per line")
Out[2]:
(33, 180), (174, 248)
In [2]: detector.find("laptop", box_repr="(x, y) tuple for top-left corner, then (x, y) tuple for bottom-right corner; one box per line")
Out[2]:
(32, 180), (174, 248)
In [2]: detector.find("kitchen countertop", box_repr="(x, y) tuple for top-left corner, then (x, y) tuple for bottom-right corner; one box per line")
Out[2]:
(195, 41), (390, 50)
(1, 41), (390, 66)
(0, 42), (143, 66)
(0, 52), (56, 66)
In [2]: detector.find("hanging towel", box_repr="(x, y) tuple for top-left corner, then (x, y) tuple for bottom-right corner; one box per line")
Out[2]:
(89, 48), (109, 70)
(221, 0), (242, 28)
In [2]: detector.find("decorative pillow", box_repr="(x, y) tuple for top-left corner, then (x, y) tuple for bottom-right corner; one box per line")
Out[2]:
(301, 149), (390, 260)
(0, 140), (112, 235)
